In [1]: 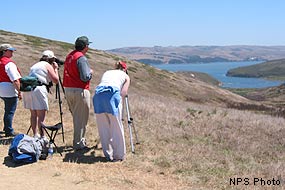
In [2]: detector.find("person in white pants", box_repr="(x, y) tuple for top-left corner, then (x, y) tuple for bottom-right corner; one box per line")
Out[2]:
(93, 61), (130, 162)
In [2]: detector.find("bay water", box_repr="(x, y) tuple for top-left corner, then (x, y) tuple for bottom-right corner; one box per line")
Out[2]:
(152, 61), (284, 88)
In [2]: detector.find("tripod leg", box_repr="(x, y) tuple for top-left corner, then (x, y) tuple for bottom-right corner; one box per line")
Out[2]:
(125, 96), (139, 143)
(26, 125), (32, 135)
(130, 118), (140, 144)
(125, 96), (135, 153)
(56, 84), (65, 143)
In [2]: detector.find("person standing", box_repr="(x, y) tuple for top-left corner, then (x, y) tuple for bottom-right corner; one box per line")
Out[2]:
(93, 61), (130, 161)
(0, 44), (21, 137)
(22, 50), (59, 138)
(63, 36), (93, 150)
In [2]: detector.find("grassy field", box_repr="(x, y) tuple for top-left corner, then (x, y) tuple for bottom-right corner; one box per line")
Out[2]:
(1, 30), (285, 189)
(1, 88), (285, 189)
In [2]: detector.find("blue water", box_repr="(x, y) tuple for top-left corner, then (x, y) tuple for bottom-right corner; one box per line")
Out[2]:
(152, 61), (284, 88)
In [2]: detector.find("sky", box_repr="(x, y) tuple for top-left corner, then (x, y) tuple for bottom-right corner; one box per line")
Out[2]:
(1, 0), (285, 50)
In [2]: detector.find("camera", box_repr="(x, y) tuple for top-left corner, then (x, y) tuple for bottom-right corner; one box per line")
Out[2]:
(55, 58), (64, 65)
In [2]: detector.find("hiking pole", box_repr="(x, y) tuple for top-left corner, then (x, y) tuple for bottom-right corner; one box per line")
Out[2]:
(125, 95), (139, 153)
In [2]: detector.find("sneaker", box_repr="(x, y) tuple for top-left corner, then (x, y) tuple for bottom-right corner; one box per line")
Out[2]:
(112, 159), (123, 162)
(74, 138), (87, 150)
(40, 136), (49, 145)
(33, 133), (40, 139)
(5, 132), (18, 137)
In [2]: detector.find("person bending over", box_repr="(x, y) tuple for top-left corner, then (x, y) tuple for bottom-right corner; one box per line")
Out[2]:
(93, 61), (130, 161)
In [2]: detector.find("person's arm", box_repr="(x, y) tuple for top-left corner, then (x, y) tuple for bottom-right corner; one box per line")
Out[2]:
(46, 62), (59, 84)
(77, 56), (93, 82)
(12, 79), (21, 99)
(6, 62), (22, 99)
(121, 74), (130, 98)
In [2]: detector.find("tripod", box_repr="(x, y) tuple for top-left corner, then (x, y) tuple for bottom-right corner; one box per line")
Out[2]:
(55, 80), (65, 143)
(124, 95), (139, 153)
(39, 74), (65, 156)
(94, 95), (140, 154)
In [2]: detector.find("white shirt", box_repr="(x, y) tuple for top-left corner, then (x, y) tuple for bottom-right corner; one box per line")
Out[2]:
(98, 70), (128, 90)
(0, 62), (21, 97)
(29, 61), (51, 85)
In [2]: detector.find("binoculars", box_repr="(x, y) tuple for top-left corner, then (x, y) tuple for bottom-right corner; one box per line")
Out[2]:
(55, 58), (64, 65)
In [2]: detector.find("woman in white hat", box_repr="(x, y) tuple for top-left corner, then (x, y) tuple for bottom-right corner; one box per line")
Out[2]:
(23, 50), (59, 139)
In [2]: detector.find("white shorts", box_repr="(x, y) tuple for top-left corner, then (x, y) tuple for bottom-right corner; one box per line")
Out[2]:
(23, 85), (49, 110)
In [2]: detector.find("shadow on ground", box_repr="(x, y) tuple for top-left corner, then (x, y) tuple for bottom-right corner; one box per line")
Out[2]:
(61, 146), (108, 164)
(3, 156), (34, 168)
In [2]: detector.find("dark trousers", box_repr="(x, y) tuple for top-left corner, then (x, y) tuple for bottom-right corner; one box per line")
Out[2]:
(1, 97), (18, 135)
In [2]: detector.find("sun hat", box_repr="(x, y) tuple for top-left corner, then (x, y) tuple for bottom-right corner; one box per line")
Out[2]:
(42, 50), (56, 58)
(0, 44), (16, 51)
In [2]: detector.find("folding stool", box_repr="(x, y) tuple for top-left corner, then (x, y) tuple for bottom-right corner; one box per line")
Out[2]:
(41, 122), (63, 156)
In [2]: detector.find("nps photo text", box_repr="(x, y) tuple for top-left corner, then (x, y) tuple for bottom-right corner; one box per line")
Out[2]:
(230, 177), (283, 186)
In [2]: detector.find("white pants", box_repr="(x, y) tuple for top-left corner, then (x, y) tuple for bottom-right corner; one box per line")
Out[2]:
(95, 107), (126, 160)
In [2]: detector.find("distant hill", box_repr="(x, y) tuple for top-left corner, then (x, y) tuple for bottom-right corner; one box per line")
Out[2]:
(178, 71), (221, 86)
(226, 59), (285, 80)
(0, 29), (255, 107)
(107, 45), (285, 64)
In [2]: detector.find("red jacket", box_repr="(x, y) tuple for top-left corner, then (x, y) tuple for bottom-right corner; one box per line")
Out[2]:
(0, 57), (20, 82)
(63, 50), (90, 89)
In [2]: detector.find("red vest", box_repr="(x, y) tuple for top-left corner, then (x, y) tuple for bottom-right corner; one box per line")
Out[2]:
(0, 57), (20, 82)
(63, 50), (90, 89)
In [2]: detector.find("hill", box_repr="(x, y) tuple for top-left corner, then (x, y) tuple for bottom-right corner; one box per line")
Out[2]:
(227, 59), (285, 80)
(0, 29), (255, 107)
(107, 45), (285, 64)
(1, 29), (285, 189)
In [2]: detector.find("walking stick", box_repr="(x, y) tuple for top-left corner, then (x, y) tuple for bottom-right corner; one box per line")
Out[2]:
(125, 95), (139, 153)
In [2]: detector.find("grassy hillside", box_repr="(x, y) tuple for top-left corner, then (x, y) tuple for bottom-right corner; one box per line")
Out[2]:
(227, 59), (285, 80)
(0, 29), (255, 107)
(1, 30), (285, 189)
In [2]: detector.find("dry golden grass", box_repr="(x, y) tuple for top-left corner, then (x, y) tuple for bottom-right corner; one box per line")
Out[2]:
(1, 30), (285, 190)
(2, 89), (285, 189)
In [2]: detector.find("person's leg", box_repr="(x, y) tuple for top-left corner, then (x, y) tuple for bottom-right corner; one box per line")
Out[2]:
(30, 110), (38, 137)
(64, 89), (77, 145)
(36, 110), (46, 137)
(65, 88), (90, 149)
(96, 113), (113, 160)
(2, 97), (18, 135)
(72, 89), (90, 149)
(109, 112), (126, 161)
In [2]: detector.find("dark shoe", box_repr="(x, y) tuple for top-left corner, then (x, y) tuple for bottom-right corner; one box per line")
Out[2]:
(112, 159), (123, 162)
(5, 132), (18, 137)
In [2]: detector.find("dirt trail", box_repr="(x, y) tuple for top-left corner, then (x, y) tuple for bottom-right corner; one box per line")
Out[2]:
(0, 136), (187, 190)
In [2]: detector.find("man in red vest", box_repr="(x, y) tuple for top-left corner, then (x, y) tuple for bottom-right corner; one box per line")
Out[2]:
(0, 44), (21, 137)
(63, 36), (93, 150)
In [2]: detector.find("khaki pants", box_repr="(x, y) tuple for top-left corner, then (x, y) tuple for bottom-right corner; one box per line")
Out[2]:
(64, 88), (90, 148)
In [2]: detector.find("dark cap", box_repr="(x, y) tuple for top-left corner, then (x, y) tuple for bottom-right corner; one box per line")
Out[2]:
(75, 36), (92, 47)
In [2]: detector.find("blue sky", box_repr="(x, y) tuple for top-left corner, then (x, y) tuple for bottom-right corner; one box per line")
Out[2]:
(1, 0), (285, 50)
